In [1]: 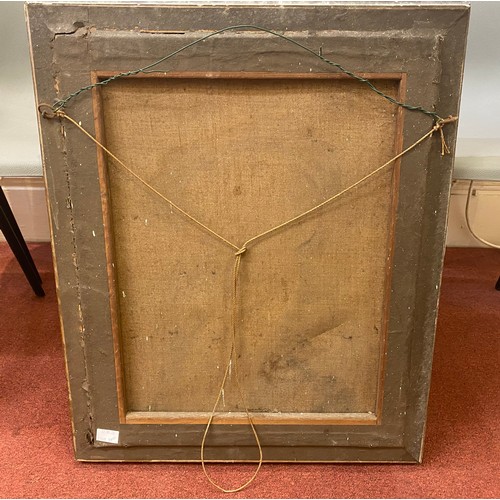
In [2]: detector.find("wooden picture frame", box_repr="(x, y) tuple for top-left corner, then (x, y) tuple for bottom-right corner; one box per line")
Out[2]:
(27, 2), (469, 463)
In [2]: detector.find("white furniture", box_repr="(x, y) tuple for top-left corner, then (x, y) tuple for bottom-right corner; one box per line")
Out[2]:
(453, 139), (500, 289)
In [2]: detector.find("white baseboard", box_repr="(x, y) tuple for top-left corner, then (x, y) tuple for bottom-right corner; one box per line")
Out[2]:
(1, 178), (499, 247)
(0, 177), (50, 243)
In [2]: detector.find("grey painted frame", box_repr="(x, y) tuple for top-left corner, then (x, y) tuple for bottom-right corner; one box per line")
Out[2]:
(27, 2), (469, 462)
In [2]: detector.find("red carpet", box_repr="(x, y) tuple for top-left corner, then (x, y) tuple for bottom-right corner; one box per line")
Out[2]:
(0, 243), (498, 498)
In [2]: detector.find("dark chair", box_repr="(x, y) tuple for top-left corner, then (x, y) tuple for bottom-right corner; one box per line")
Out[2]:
(0, 185), (44, 296)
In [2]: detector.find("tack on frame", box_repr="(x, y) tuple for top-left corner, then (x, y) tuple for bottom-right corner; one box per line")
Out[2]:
(26, 2), (469, 463)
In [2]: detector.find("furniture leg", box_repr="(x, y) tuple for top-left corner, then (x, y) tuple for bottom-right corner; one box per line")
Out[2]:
(0, 186), (45, 296)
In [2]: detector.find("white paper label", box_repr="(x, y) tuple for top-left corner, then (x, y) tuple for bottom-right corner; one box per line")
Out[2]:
(95, 428), (120, 444)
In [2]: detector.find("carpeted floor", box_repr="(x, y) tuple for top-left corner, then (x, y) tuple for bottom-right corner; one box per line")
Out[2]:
(0, 243), (498, 498)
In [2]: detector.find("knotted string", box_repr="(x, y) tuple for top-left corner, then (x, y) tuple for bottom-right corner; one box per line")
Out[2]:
(40, 104), (457, 492)
(200, 247), (263, 493)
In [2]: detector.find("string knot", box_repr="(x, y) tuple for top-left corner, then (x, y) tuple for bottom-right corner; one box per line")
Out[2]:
(235, 246), (247, 256)
(432, 115), (458, 156)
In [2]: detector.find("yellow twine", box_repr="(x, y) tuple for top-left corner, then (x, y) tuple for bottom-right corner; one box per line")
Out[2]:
(39, 104), (457, 492)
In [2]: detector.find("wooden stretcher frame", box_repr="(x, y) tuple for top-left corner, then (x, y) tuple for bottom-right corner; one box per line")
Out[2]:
(93, 69), (406, 428)
(27, 1), (469, 463)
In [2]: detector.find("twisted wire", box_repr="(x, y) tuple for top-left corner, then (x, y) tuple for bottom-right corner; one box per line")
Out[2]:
(51, 24), (441, 121)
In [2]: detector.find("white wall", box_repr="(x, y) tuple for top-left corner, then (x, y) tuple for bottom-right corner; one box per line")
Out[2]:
(457, 1), (500, 141)
(0, 1), (41, 177)
(447, 1), (500, 247)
